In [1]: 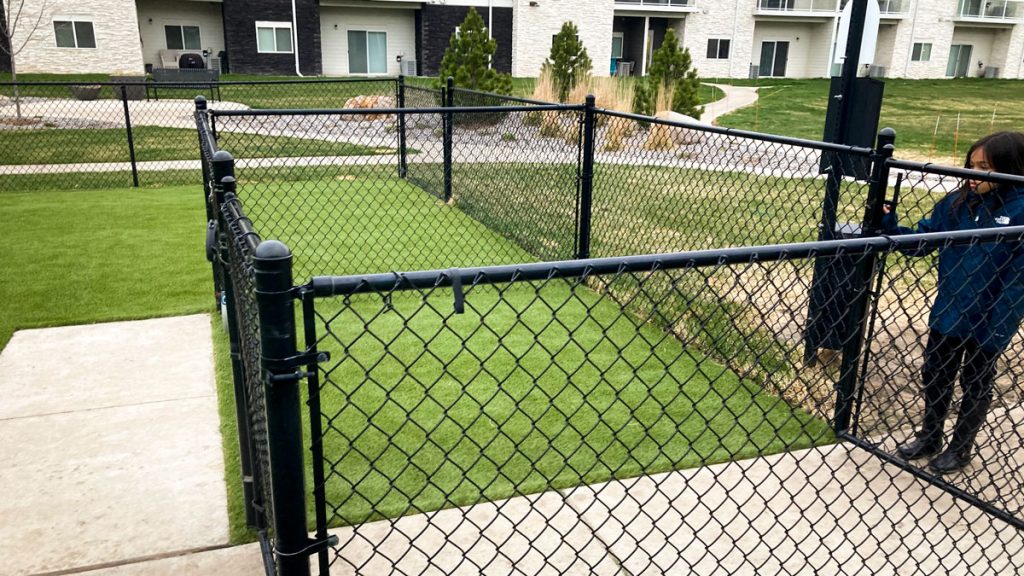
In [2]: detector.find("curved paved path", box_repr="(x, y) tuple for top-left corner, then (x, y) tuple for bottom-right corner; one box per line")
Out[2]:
(700, 83), (760, 125)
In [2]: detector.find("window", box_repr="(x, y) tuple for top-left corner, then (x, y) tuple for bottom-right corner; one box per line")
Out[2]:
(256, 22), (293, 53)
(707, 38), (731, 59)
(348, 30), (387, 74)
(611, 33), (624, 59)
(165, 25), (201, 51)
(53, 19), (96, 48)
(911, 42), (932, 62)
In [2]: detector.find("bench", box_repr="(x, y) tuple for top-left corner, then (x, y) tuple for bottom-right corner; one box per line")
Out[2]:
(148, 68), (222, 101)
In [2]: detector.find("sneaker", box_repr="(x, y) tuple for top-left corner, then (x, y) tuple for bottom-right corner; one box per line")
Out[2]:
(928, 450), (972, 475)
(896, 436), (943, 460)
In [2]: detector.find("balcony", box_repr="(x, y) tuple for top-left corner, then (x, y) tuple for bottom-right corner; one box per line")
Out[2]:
(614, 0), (698, 13)
(755, 0), (839, 18)
(955, 0), (1023, 21)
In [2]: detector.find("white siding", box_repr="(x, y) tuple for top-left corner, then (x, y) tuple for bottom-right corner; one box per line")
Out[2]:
(12, 0), (145, 74)
(682, 2), (756, 79)
(951, 28), (997, 77)
(319, 6), (415, 76)
(512, 0), (614, 77)
(135, 0), (224, 70)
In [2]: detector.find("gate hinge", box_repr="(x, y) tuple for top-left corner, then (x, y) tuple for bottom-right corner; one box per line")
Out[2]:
(264, 351), (331, 385)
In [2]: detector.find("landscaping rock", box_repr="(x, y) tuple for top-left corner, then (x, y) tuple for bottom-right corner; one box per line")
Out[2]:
(654, 110), (710, 145)
(342, 95), (396, 121)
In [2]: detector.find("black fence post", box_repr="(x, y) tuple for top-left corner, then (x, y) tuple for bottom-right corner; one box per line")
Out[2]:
(216, 175), (260, 529)
(195, 96), (212, 219)
(120, 85), (139, 187)
(833, 128), (896, 434)
(443, 76), (454, 203)
(397, 75), (408, 178)
(210, 151), (235, 310)
(577, 95), (597, 260)
(253, 240), (310, 576)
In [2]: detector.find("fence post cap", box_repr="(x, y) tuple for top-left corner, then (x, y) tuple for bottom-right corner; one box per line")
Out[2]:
(212, 150), (234, 163)
(255, 239), (291, 260)
(194, 95), (208, 110)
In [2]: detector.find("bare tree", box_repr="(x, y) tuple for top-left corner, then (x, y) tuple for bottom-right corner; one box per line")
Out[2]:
(2, 0), (51, 118)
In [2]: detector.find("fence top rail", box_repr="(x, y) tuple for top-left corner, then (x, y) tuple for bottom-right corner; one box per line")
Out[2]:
(0, 78), (397, 88)
(888, 158), (1024, 186)
(308, 225), (1024, 297)
(595, 108), (876, 156)
(209, 103), (585, 117)
(195, 111), (217, 159)
(222, 193), (262, 254)
(450, 86), (556, 106)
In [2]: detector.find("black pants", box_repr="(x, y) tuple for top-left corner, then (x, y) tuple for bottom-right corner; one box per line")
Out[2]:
(918, 330), (1000, 454)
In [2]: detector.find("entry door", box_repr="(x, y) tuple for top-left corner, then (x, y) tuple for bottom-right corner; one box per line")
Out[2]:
(759, 41), (790, 77)
(946, 44), (973, 77)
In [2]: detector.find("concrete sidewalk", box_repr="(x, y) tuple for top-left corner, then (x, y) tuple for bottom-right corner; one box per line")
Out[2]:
(0, 315), (231, 576)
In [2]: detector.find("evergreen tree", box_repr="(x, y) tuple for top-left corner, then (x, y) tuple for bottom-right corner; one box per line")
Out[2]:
(545, 22), (592, 102)
(438, 8), (512, 95)
(638, 28), (704, 118)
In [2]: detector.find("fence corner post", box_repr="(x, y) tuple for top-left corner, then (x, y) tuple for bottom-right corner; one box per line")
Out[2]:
(833, 127), (897, 435)
(253, 240), (311, 576)
(397, 75), (408, 178)
(120, 85), (139, 187)
(577, 94), (597, 260)
(443, 76), (455, 202)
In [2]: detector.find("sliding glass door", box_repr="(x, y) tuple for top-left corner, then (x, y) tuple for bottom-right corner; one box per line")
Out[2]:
(348, 31), (388, 75)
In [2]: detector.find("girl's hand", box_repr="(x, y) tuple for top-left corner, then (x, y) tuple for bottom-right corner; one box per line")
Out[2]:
(882, 201), (894, 215)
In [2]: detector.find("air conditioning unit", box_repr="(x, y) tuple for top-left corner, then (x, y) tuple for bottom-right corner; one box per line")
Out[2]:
(867, 65), (886, 78)
(748, 64), (760, 79)
(984, 66), (999, 78)
(401, 59), (418, 76)
(209, 57), (222, 73)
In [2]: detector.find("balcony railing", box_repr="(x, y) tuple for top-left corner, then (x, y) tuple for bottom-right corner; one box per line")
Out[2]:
(615, 0), (694, 8)
(756, 0), (840, 14)
(956, 0), (1023, 19)
(877, 0), (910, 14)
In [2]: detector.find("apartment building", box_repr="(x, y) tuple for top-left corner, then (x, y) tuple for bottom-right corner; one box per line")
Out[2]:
(4, 0), (1024, 79)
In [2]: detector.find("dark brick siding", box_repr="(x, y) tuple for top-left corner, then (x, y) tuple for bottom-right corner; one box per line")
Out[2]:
(222, 0), (321, 75)
(0, 4), (12, 73)
(417, 5), (512, 77)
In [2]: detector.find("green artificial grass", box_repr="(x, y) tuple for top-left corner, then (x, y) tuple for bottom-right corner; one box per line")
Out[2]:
(0, 126), (391, 165)
(0, 185), (211, 350)
(713, 78), (1024, 161)
(209, 173), (834, 538)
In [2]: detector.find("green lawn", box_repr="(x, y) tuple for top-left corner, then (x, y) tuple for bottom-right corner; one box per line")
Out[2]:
(0, 126), (392, 165)
(0, 185), (211, 350)
(713, 78), (1024, 162)
(229, 175), (832, 535)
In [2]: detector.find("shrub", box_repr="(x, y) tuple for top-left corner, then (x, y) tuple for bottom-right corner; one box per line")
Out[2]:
(438, 8), (513, 95)
(635, 28), (704, 118)
(545, 22), (592, 102)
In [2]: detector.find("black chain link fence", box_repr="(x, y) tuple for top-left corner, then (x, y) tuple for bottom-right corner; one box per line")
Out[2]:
(199, 96), (1024, 575)
(0, 78), (397, 191)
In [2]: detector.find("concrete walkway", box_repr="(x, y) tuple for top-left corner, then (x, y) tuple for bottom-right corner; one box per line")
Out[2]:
(0, 315), (231, 576)
(700, 83), (760, 124)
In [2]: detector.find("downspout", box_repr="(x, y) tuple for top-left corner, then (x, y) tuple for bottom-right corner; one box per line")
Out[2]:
(731, 0), (740, 78)
(488, 0), (493, 69)
(292, 0), (304, 76)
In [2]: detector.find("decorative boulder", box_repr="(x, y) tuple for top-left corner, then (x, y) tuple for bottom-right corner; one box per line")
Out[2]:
(654, 110), (710, 145)
(342, 95), (396, 121)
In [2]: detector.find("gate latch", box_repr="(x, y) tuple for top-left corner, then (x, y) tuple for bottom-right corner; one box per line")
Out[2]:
(264, 351), (331, 385)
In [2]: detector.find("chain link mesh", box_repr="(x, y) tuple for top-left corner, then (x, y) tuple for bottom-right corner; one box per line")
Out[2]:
(0, 79), (395, 191)
(199, 99), (1024, 575)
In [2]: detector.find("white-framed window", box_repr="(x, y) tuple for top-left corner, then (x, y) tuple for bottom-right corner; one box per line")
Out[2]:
(53, 18), (96, 48)
(911, 42), (932, 62)
(166, 24), (202, 51)
(707, 38), (731, 59)
(348, 30), (388, 74)
(611, 32), (624, 59)
(256, 21), (293, 54)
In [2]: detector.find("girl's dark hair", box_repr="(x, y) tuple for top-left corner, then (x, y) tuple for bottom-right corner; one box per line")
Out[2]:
(953, 131), (1024, 211)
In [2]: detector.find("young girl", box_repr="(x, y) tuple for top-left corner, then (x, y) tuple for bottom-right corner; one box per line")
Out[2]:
(883, 131), (1024, 474)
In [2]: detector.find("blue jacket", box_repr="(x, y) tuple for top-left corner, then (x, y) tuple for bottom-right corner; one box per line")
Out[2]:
(882, 186), (1024, 352)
